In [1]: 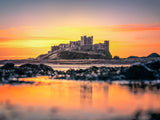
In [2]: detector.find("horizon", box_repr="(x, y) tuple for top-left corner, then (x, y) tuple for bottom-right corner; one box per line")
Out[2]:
(0, 0), (160, 60)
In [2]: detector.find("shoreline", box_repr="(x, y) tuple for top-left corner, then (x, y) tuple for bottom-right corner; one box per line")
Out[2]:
(0, 60), (160, 82)
(0, 57), (160, 65)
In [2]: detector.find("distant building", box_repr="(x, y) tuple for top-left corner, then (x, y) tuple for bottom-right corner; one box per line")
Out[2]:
(48, 35), (110, 53)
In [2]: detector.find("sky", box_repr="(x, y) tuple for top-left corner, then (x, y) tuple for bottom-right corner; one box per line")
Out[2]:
(0, 0), (160, 59)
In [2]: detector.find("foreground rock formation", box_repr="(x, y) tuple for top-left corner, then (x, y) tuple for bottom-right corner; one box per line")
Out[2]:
(56, 60), (160, 80)
(0, 63), (55, 83)
(0, 60), (160, 83)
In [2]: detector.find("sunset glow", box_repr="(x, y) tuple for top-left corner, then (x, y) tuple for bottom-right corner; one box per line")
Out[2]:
(1, 77), (160, 114)
(0, 0), (160, 59)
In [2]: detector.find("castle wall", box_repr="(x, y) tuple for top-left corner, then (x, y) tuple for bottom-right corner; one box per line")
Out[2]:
(80, 45), (93, 51)
(49, 36), (109, 53)
(104, 41), (109, 51)
(51, 46), (59, 52)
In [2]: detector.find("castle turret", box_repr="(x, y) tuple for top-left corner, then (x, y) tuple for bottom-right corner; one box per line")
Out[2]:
(104, 40), (109, 52)
(80, 36), (93, 46)
(81, 36), (87, 46)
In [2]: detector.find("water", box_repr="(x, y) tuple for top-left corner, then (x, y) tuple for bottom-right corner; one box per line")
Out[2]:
(0, 76), (160, 120)
(46, 64), (130, 71)
(0, 64), (130, 72)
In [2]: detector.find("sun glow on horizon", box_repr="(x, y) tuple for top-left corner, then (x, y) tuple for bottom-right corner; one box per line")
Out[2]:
(0, 24), (160, 60)
(0, 0), (160, 60)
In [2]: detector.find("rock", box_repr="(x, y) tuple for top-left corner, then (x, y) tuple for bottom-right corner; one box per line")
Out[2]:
(38, 50), (112, 60)
(7, 80), (34, 85)
(146, 61), (160, 71)
(18, 64), (54, 76)
(113, 56), (120, 59)
(40, 64), (52, 71)
(2, 63), (14, 69)
(124, 64), (155, 80)
(57, 51), (112, 59)
(127, 56), (139, 58)
(1, 61), (160, 82)
(0, 63), (55, 81)
(19, 64), (39, 77)
(147, 53), (160, 57)
(39, 64), (54, 75)
(0, 70), (2, 81)
(20, 64), (39, 70)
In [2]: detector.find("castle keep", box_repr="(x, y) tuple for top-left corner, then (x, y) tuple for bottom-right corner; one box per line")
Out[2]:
(49, 36), (110, 53)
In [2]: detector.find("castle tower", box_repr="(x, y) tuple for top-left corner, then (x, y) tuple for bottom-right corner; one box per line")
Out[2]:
(80, 36), (93, 46)
(81, 36), (87, 46)
(104, 40), (109, 51)
(88, 36), (93, 45)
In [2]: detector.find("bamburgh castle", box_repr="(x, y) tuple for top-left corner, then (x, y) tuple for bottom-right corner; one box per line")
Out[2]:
(48, 36), (109, 53)
(37, 35), (112, 60)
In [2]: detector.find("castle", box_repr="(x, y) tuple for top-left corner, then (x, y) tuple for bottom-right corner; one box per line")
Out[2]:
(48, 36), (110, 53)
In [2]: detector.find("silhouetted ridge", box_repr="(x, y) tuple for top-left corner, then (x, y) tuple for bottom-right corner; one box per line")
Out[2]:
(147, 53), (160, 58)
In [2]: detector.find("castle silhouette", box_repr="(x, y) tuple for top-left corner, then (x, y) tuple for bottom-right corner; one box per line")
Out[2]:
(48, 36), (110, 53)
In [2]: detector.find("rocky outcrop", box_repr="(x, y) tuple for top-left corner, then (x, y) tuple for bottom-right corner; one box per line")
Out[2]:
(147, 53), (160, 58)
(0, 63), (55, 82)
(0, 60), (160, 82)
(127, 56), (139, 58)
(54, 60), (160, 80)
(123, 65), (155, 80)
(146, 60), (160, 71)
(127, 53), (160, 59)
(37, 50), (112, 60)
(57, 51), (112, 59)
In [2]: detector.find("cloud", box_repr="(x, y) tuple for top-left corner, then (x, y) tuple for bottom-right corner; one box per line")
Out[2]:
(107, 23), (160, 32)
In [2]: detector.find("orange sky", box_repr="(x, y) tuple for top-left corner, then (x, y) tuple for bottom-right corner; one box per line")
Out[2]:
(0, 24), (160, 60)
(0, 0), (160, 60)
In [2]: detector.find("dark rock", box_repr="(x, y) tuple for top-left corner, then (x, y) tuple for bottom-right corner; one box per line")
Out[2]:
(0, 70), (2, 81)
(18, 64), (39, 77)
(18, 64), (54, 76)
(20, 64), (39, 69)
(147, 53), (160, 57)
(1, 61), (160, 82)
(39, 64), (53, 72)
(90, 66), (98, 71)
(2, 63), (14, 69)
(66, 69), (76, 79)
(113, 56), (120, 59)
(124, 65), (155, 80)
(146, 61), (160, 71)
(7, 80), (34, 84)
(98, 74), (110, 80)
(127, 56), (139, 58)
(0, 63), (55, 81)
(39, 64), (54, 75)
(57, 50), (112, 59)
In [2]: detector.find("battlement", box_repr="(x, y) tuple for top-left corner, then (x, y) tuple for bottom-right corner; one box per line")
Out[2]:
(81, 36), (93, 46)
(48, 36), (110, 53)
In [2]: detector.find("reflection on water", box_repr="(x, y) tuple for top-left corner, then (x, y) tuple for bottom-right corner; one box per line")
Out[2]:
(0, 64), (130, 71)
(46, 64), (131, 71)
(0, 77), (160, 120)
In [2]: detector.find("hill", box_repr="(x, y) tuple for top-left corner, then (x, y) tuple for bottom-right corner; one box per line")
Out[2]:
(147, 53), (160, 58)
(36, 50), (112, 60)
